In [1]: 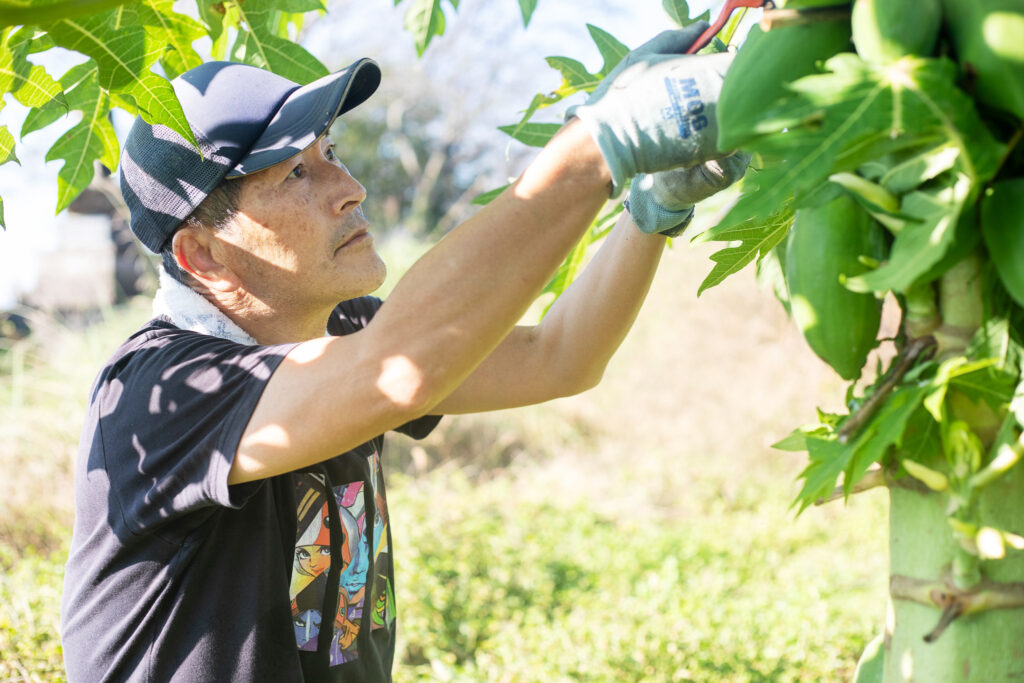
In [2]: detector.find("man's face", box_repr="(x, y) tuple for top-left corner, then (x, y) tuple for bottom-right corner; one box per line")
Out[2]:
(217, 134), (386, 314)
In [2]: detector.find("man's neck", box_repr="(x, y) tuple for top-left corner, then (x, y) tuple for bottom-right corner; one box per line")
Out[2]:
(214, 292), (332, 344)
(156, 269), (331, 345)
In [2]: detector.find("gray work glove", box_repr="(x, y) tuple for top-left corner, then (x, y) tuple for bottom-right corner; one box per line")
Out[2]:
(627, 153), (751, 237)
(568, 24), (735, 196)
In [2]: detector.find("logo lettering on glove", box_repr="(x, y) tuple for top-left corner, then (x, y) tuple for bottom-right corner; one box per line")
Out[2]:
(662, 77), (708, 139)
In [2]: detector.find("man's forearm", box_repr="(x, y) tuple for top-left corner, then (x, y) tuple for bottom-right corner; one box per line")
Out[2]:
(427, 209), (664, 416)
(232, 121), (614, 483)
(365, 120), (613, 406)
(535, 209), (666, 390)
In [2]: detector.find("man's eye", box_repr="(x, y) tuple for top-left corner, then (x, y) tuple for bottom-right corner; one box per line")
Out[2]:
(324, 144), (338, 162)
(288, 164), (305, 179)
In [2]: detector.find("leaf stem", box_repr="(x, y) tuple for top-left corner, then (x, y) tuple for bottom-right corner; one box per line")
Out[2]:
(991, 124), (1023, 183)
(721, 8), (747, 47)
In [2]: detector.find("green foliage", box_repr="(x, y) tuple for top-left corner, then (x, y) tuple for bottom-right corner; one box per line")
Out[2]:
(390, 468), (886, 682)
(0, 0), (330, 227)
(661, 0), (710, 28)
(0, 545), (67, 683)
(0, 291), (890, 682)
(703, 1), (1024, 556)
(394, 0), (539, 56)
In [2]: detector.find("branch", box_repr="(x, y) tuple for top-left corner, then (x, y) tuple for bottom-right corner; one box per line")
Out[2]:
(837, 336), (937, 444)
(992, 124), (1023, 183)
(815, 466), (886, 505)
(890, 573), (1024, 643)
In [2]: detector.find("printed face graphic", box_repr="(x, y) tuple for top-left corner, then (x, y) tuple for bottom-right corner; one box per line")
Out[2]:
(294, 609), (322, 650)
(296, 544), (331, 577)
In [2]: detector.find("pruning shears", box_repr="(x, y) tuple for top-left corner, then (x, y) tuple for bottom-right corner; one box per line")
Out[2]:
(685, 0), (773, 54)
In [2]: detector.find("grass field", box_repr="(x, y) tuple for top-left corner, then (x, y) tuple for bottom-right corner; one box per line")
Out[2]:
(0, 232), (890, 682)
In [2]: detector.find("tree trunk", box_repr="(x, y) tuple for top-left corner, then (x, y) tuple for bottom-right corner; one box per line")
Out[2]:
(884, 464), (1024, 681)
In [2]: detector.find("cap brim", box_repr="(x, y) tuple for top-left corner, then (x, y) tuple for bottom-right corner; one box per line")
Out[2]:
(226, 58), (381, 178)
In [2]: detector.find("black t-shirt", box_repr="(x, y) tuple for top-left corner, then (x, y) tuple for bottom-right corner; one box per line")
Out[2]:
(61, 297), (439, 682)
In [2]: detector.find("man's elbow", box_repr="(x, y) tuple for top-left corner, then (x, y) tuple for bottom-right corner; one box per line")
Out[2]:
(556, 362), (605, 398)
(376, 355), (436, 415)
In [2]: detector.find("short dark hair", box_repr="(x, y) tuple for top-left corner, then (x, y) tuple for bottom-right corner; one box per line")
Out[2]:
(161, 178), (243, 285)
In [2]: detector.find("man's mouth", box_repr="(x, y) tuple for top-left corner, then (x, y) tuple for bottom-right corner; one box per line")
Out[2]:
(336, 228), (370, 251)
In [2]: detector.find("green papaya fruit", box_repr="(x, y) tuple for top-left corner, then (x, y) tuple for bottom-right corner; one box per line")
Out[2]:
(940, 0), (1024, 119)
(981, 178), (1024, 306)
(717, 20), (851, 151)
(851, 0), (942, 62)
(786, 195), (885, 380)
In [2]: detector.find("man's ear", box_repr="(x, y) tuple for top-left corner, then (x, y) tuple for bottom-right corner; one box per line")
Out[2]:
(172, 228), (239, 292)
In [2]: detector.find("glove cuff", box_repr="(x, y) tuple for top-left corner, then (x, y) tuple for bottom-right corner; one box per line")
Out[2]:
(625, 187), (694, 238)
(571, 109), (630, 198)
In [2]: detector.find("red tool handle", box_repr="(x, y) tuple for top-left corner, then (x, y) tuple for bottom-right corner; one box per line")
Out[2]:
(685, 0), (767, 54)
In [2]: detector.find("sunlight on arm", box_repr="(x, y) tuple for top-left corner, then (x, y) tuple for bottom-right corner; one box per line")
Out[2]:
(377, 355), (425, 408)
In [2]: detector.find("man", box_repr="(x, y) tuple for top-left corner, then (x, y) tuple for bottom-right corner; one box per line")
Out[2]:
(60, 23), (744, 682)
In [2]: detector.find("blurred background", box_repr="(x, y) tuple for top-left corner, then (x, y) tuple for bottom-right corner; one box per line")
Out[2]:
(0, 1), (890, 680)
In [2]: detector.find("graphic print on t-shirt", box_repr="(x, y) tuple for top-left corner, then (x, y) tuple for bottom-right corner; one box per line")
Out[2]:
(290, 451), (395, 667)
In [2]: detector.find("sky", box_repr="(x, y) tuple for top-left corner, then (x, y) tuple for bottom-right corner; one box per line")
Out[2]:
(0, 0), (725, 308)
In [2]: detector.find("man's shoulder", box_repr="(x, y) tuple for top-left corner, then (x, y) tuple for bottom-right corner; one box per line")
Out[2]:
(93, 316), (288, 398)
(105, 316), (247, 366)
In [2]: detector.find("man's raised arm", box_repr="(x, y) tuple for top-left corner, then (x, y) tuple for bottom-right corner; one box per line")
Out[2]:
(231, 26), (736, 483)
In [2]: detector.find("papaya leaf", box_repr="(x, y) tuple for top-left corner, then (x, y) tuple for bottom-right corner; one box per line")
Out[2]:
(794, 382), (928, 511)
(880, 143), (960, 195)
(403, 0), (446, 56)
(795, 436), (848, 512)
(21, 60), (93, 137)
(470, 184), (508, 206)
(47, 12), (159, 90)
(6, 26), (55, 53)
(966, 317), (1023, 373)
(947, 362), (1017, 410)
(845, 175), (969, 294)
(661, 0), (708, 28)
(197, 0), (232, 47)
(0, 194), (5, 228)
(696, 204), (794, 295)
(42, 66), (118, 213)
(545, 55), (599, 92)
(772, 424), (830, 452)
(235, 0), (327, 83)
(125, 0), (205, 80)
(899, 406), (942, 465)
(267, 0), (326, 11)
(586, 24), (628, 77)
(721, 55), (1004, 236)
(541, 203), (622, 306)
(0, 38), (66, 109)
(46, 11), (197, 149)
(497, 122), (560, 148)
(845, 383), (929, 496)
(661, 0), (691, 26)
(542, 230), (591, 308)
(238, 30), (327, 82)
(754, 243), (790, 315)
(517, 0), (537, 27)
(0, 122), (17, 165)
(514, 91), (563, 129)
